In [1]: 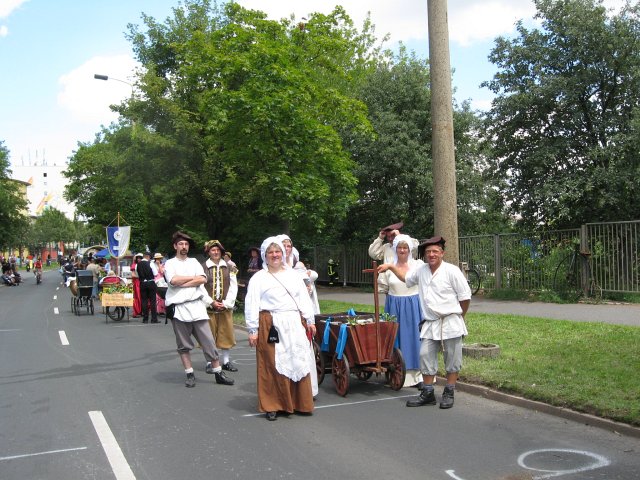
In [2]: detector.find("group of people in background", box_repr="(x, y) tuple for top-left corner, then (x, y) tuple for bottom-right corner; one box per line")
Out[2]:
(1, 254), (42, 286)
(3, 222), (471, 419)
(158, 230), (319, 421)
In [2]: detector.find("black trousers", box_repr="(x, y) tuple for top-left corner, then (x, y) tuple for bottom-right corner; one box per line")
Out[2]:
(140, 280), (158, 322)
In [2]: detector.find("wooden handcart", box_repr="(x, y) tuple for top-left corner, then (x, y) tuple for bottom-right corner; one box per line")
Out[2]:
(313, 261), (406, 396)
(101, 291), (133, 323)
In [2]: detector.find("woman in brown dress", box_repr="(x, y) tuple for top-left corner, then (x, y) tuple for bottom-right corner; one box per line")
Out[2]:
(244, 236), (316, 421)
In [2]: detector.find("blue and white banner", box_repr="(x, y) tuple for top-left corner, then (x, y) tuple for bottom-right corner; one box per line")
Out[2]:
(106, 226), (131, 258)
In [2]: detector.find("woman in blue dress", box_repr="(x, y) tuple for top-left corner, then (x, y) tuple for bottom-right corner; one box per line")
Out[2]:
(378, 234), (424, 388)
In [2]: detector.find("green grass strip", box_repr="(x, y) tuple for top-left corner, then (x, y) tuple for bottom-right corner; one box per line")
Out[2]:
(236, 299), (640, 426)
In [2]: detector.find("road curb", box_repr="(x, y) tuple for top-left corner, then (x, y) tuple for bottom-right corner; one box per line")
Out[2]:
(451, 379), (640, 439)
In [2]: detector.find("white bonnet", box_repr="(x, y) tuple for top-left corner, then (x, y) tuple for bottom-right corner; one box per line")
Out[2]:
(392, 234), (412, 265)
(260, 236), (285, 269)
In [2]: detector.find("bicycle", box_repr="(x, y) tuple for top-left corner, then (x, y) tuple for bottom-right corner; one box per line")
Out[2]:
(462, 263), (481, 295)
(34, 269), (42, 285)
(552, 244), (602, 302)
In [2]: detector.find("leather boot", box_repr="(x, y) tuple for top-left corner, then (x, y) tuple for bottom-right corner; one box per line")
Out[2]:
(406, 388), (436, 407)
(439, 386), (455, 409)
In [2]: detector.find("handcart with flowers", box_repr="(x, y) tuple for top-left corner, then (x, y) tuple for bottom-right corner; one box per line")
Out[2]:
(100, 280), (134, 323)
(313, 262), (406, 396)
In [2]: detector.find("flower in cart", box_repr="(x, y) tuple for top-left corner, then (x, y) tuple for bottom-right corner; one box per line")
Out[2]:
(103, 283), (133, 294)
(346, 308), (358, 325)
(380, 312), (397, 322)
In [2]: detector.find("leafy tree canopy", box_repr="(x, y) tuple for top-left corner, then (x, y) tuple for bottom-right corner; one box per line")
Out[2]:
(483, 0), (640, 229)
(343, 48), (507, 242)
(0, 141), (29, 249)
(31, 207), (75, 248)
(66, 0), (383, 257)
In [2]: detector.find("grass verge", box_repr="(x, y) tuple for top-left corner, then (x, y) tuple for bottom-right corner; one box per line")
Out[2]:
(317, 300), (640, 426)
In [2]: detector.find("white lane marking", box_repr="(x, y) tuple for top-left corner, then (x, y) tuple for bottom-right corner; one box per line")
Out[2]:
(54, 307), (59, 315)
(53, 295), (57, 300)
(59, 330), (69, 345)
(242, 393), (416, 417)
(518, 449), (611, 479)
(89, 411), (136, 480)
(0, 329), (21, 332)
(445, 471), (465, 480)
(0, 447), (87, 461)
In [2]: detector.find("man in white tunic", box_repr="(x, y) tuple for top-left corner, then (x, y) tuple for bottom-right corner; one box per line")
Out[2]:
(378, 235), (471, 409)
(164, 231), (235, 388)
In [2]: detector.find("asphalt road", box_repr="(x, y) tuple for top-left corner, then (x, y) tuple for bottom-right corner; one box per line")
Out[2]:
(316, 286), (640, 326)
(1, 271), (639, 479)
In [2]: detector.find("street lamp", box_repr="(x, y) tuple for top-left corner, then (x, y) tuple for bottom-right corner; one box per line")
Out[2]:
(93, 73), (133, 90)
(93, 73), (136, 126)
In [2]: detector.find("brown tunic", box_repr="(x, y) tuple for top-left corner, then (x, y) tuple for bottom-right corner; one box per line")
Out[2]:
(256, 311), (314, 414)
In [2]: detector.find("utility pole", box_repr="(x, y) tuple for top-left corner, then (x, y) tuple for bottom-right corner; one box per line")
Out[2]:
(428, 0), (459, 265)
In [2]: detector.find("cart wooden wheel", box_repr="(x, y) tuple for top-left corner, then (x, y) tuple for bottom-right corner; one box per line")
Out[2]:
(386, 347), (406, 391)
(106, 307), (125, 321)
(332, 354), (350, 397)
(313, 340), (325, 385)
(356, 371), (373, 381)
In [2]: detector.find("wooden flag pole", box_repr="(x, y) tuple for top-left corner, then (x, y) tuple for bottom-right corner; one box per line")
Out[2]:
(362, 261), (381, 371)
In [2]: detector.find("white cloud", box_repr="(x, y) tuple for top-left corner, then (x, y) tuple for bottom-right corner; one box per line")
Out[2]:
(448, 1), (537, 46)
(0, 25), (7, 37)
(235, 0), (538, 47)
(0, 0), (29, 19)
(57, 54), (139, 123)
(236, 0), (428, 44)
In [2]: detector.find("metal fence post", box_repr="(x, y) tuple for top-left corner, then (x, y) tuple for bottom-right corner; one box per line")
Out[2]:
(494, 234), (502, 290)
(580, 224), (589, 297)
(342, 247), (347, 287)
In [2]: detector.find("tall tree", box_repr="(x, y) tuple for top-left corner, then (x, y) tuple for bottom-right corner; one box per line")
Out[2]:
(66, 0), (379, 256)
(342, 48), (502, 242)
(31, 207), (75, 254)
(483, 0), (640, 229)
(64, 124), (151, 252)
(130, 0), (374, 245)
(0, 141), (29, 250)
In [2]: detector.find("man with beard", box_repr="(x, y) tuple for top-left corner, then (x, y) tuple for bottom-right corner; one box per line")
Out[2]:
(164, 231), (235, 388)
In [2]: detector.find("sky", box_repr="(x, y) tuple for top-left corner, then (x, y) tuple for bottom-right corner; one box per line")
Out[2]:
(0, 0), (626, 173)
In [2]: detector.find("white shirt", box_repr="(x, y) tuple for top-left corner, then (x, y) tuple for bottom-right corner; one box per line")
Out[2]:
(164, 256), (210, 322)
(405, 261), (471, 340)
(244, 269), (315, 330)
(378, 258), (423, 296)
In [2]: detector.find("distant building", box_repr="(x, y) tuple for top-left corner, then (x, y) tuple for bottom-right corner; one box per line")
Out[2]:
(10, 152), (75, 219)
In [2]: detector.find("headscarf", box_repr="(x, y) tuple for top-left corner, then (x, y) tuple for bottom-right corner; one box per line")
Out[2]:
(392, 234), (413, 265)
(276, 234), (299, 267)
(260, 236), (285, 270)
